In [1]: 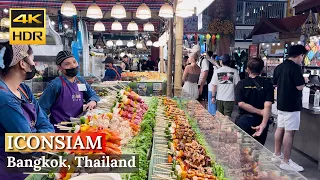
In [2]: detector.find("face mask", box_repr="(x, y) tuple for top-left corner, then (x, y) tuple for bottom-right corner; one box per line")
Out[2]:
(65, 67), (78, 77)
(25, 65), (37, 80)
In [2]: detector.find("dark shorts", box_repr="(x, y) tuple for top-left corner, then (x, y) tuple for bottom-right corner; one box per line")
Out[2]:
(197, 84), (208, 101)
(216, 100), (235, 117)
(235, 114), (269, 145)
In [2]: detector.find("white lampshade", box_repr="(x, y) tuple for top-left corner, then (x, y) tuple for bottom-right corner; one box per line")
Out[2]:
(107, 40), (114, 47)
(61, 1), (77, 17)
(153, 41), (159, 47)
(159, 3), (173, 18)
(1, 18), (10, 27)
(94, 21), (105, 31)
(111, 20), (122, 30)
(120, 52), (125, 57)
(136, 3), (151, 19)
(128, 53), (133, 58)
(86, 3), (103, 19)
(146, 40), (153, 46)
(143, 22), (154, 32)
(127, 21), (138, 31)
(176, 1), (194, 18)
(111, 2), (126, 19)
(116, 39), (123, 46)
(127, 41), (134, 47)
(136, 42), (143, 49)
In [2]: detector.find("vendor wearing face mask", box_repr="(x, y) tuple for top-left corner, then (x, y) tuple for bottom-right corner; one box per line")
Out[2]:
(39, 50), (100, 130)
(0, 45), (54, 179)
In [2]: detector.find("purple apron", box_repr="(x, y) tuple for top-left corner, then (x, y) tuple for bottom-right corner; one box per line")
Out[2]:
(0, 86), (37, 180)
(50, 76), (84, 132)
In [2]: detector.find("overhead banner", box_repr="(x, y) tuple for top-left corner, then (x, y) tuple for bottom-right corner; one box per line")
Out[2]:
(252, 32), (280, 44)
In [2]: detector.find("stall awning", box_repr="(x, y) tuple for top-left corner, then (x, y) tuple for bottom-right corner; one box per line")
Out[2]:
(247, 14), (309, 39)
(295, 0), (320, 14)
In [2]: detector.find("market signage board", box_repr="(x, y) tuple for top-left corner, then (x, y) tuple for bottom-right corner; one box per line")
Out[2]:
(252, 32), (280, 44)
(9, 8), (46, 45)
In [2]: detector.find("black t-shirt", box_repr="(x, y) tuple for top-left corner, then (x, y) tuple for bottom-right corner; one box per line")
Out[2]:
(146, 60), (156, 70)
(235, 76), (274, 118)
(272, 60), (305, 112)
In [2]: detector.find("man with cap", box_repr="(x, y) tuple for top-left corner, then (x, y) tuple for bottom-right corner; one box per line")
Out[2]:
(211, 54), (240, 117)
(102, 56), (122, 81)
(39, 50), (100, 131)
(121, 55), (130, 71)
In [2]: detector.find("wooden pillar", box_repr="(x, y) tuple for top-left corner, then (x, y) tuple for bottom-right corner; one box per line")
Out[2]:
(174, 15), (183, 96)
(159, 46), (164, 73)
(167, 19), (173, 97)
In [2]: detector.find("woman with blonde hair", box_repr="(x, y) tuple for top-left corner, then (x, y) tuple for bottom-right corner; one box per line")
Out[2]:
(182, 45), (201, 99)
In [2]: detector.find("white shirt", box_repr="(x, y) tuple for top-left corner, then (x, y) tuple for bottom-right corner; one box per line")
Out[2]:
(211, 66), (240, 101)
(197, 58), (209, 85)
(158, 61), (166, 73)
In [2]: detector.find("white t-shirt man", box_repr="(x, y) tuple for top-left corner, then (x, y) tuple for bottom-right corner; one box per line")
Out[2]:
(212, 66), (240, 101)
(197, 57), (209, 85)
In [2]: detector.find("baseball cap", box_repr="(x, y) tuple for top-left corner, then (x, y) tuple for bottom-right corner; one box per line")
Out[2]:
(220, 54), (231, 63)
(102, 57), (114, 64)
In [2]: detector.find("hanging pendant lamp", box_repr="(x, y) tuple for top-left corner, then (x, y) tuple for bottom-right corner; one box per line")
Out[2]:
(127, 41), (134, 47)
(159, 3), (173, 18)
(87, 3), (103, 19)
(94, 21), (105, 31)
(153, 41), (159, 47)
(127, 21), (138, 31)
(0, 18), (10, 27)
(107, 40), (114, 47)
(176, 1), (194, 18)
(111, 20), (122, 30)
(111, 2), (127, 19)
(61, 1), (77, 17)
(143, 22), (154, 32)
(136, 41), (143, 49)
(146, 40), (153, 46)
(116, 39), (123, 46)
(136, 3), (151, 19)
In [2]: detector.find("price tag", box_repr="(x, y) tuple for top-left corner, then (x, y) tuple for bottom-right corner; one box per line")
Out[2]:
(77, 84), (87, 92)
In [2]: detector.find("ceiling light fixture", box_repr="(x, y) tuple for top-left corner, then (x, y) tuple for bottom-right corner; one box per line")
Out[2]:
(116, 39), (123, 46)
(127, 41), (134, 47)
(51, 21), (55, 26)
(159, 3), (173, 18)
(86, 3), (103, 19)
(94, 21), (105, 31)
(143, 22), (154, 32)
(136, 41), (143, 49)
(111, 20), (122, 30)
(111, 2), (127, 19)
(136, 3), (151, 19)
(146, 40), (153, 46)
(107, 40), (114, 47)
(153, 41), (159, 47)
(127, 21), (138, 31)
(3, 8), (8, 14)
(0, 18), (10, 28)
(64, 24), (69, 29)
(61, 1), (77, 17)
(176, 1), (194, 18)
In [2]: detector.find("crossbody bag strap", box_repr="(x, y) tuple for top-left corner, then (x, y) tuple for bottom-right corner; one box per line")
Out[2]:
(251, 78), (263, 91)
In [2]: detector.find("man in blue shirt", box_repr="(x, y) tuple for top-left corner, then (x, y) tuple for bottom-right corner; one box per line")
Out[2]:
(102, 57), (122, 81)
(39, 50), (100, 130)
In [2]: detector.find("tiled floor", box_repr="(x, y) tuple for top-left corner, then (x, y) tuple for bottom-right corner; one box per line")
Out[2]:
(229, 107), (320, 180)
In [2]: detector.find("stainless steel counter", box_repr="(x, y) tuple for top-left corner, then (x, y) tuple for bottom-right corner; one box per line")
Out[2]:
(293, 106), (320, 170)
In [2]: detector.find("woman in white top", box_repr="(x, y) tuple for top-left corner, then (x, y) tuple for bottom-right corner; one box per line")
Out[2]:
(182, 45), (201, 99)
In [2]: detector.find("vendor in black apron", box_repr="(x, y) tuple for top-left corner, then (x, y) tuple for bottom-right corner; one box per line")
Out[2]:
(0, 44), (54, 179)
(235, 58), (274, 145)
(39, 50), (100, 131)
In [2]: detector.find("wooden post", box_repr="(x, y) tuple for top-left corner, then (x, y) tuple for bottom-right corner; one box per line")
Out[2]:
(159, 46), (164, 73)
(174, 13), (183, 96)
(167, 19), (173, 97)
